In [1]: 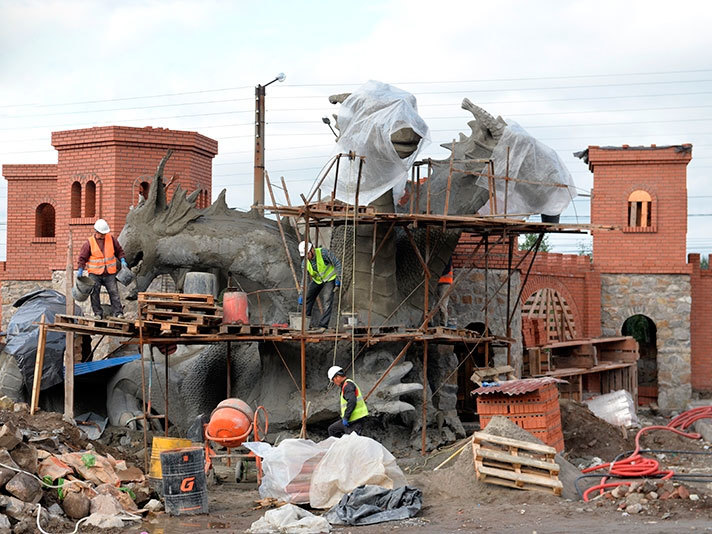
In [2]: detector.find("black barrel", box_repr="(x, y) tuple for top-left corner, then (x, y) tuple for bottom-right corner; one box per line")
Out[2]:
(160, 447), (209, 515)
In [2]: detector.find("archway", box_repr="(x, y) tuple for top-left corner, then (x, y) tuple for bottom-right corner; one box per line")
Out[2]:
(35, 203), (55, 237)
(522, 288), (577, 343)
(622, 314), (657, 404)
(455, 321), (488, 422)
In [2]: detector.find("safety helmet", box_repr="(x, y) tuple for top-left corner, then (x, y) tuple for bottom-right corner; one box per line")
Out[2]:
(327, 365), (344, 381)
(298, 241), (313, 257)
(94, 219), (110, 234)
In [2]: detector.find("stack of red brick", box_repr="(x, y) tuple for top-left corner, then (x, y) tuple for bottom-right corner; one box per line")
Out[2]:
(521, 317), (548, 347)
(476, 381), (564, 452)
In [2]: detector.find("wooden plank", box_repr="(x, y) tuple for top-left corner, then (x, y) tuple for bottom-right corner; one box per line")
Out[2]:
(138, 291), (215, 305)
(64, 231), (74, 420)
(30, 315), (47, 415)
(473, 432), (557, 456)
(475, 448), (560, 473)
(477, 469), (563, 495)
(552, 355), (596, 369)
(527, 348), (542, 375)
(477, 465), (563, 490)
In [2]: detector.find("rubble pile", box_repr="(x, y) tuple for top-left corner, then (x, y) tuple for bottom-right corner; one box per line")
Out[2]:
(0, 403), (155, 532)
(592, 479), (710, 516)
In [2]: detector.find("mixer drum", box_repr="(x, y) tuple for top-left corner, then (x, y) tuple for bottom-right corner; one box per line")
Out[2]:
(206, 398), (255, 448)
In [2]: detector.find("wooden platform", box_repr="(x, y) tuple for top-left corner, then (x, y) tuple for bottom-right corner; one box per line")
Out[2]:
(472, 432), (563, 496)
(51, 314), (137, 337)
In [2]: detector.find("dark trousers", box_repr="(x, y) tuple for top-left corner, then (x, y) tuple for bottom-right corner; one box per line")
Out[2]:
(305, 279), (335, 328)
(89, 273), (122, 317)
(328, 417), (364, 438)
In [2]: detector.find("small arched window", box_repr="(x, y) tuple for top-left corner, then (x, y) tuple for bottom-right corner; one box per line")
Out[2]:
(628, 190), (652, 228)
(85, 181), (96, 217)
(71, 181), (82, 218)
(35, 203), (55, 237)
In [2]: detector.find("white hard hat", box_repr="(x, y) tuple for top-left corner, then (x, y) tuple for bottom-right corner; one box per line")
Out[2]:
(298, 241), (313, 257)
(327, 366), (343, 381)
(94, 219), (110, 234)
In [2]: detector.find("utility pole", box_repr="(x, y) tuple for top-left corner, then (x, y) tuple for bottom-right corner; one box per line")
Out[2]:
(253, 73), (286, 214)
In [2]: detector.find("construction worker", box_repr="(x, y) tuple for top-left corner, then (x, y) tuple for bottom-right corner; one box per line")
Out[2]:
(437, 258), (454, 327)
(77, 219), (127, 319)
(298, 241), (342, 331)
(327, 366), (368, 437)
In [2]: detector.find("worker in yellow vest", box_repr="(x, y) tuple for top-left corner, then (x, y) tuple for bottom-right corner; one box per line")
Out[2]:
(298, 241), (342, 331)
(77, 219), (127, 319)
(327, 366), (369, 437)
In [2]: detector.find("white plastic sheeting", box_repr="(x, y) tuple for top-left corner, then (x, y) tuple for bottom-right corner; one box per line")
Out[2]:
(247, 504), (330, 534)
(586, 389), (639, 428)
(480, 121), (577, 217)
(322, 80), (429, 206)
(309, 433), (407, 509)
(245, 434), (407, 510)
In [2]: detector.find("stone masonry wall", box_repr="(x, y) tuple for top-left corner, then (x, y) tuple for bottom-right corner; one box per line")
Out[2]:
(601, 273), (691, 411)
(450, 268), (523, 374)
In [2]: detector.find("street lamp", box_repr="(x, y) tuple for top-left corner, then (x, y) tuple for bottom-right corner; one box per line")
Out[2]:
(253, 73), (286, 213)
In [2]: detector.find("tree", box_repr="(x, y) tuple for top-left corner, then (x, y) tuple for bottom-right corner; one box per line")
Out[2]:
(702, 256), (709, 270)
(518, 233), (551, 252)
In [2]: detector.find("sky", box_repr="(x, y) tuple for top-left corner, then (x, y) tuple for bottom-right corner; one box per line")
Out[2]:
(1, 0), (711, 260)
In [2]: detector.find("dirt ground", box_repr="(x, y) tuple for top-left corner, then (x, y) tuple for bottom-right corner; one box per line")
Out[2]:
(121, 401), (712, 534)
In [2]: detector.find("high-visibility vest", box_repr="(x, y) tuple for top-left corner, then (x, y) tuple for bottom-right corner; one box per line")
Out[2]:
(87, 234), (117, 275)
(439, 265), (453, 284)
(306, 248), (336, 284)
(340, 379), (369, 422)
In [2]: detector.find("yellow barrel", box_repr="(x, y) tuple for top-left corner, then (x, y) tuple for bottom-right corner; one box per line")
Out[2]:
(149, 437), (191, 479)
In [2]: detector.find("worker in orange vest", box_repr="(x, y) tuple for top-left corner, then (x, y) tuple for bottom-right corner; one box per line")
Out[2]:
(437, 258), (454, 327)
(77, 219), (127, 319)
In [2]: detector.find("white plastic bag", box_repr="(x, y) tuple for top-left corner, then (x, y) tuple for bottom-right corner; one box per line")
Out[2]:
(323, 80), (430, 206)
(309, 433), (407, 509)
(247, 504), (330, 534)
(480, 121), (577, 217)
(585, 389), (639, 428)
(244, 438), (336, 503)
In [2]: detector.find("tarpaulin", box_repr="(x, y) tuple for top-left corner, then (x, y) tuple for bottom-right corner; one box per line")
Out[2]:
(324, 484), (422, 526)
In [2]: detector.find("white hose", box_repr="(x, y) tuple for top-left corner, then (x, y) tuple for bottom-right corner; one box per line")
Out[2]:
(0, 462), (84, 489)
(35, 504), (142, 534)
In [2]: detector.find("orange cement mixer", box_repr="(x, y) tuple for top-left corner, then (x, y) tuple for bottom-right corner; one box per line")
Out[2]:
(203, 399), (268, 483)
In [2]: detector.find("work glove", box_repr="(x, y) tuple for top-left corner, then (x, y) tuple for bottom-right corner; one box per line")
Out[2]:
(334, 279), (341, 288)
(120, 258), (128, 268)
(298, 294), (303, 305)
(342, 417), (349, 427)
(77, 268), (84, 278)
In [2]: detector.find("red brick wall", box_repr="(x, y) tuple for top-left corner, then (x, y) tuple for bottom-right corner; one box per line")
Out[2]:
(689, 253), (712, 390)
(2, 126), (217, 281)
(1, 165), (59, 280)
(588, 145), (692, 274)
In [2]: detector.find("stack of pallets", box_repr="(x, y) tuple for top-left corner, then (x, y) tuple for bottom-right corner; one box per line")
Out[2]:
(472, 432), (563, 495)
(138, 292), (223, 335)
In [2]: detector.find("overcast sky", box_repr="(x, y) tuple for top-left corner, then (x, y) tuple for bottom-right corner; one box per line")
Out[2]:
(1, 0), (711, 260)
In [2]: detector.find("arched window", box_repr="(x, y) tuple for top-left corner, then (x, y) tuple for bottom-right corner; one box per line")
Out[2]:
(140, 181), (150, 200)
(628, 190), (652, 228)
(71, 181), (82, 218)
(35, 203), (55, 237)
(85, 180), (96, 217)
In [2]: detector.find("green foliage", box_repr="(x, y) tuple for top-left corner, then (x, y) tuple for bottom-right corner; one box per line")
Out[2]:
(81, 453), (96, 468)
(702, 256), (709, 270)
(622, 315), (654, 344)
(57, 478), (66, 500)
(119, 486), (136, 500)
(518, 233), (551, 252)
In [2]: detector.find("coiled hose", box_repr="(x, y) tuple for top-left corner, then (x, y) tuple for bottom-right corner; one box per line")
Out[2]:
(581, 405), (712, 502)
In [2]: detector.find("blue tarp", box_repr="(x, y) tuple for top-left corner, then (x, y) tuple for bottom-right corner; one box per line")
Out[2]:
(70, 354), (140, 377)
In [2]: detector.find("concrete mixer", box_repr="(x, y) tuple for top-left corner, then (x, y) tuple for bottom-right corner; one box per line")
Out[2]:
(203, 398), (268, 483)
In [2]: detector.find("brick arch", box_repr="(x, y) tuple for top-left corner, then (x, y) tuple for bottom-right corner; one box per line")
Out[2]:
(71, 172), (102, 218)
(623, 184), (657, 228)
(520, 274), (583, 339)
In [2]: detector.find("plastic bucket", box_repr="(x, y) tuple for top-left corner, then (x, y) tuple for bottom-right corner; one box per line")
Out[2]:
(222, 290), (249, 325)
(72, 275), (96, 302)
(160, 447), (208, 516)
(149, 436), (191, 490)
(183, 272), (217, 296)
(116, 265), (135, 286)
(289, 312), (303, 330)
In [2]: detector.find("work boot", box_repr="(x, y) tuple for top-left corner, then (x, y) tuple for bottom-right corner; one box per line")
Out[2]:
(92, 313), (103, 320)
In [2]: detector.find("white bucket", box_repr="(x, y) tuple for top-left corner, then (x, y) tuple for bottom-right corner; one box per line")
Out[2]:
(289, 312), (304, 330)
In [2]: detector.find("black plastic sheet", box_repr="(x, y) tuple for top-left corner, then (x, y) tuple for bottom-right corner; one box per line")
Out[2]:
(5, 290), (79, 391)
(324, 484), (422, 526)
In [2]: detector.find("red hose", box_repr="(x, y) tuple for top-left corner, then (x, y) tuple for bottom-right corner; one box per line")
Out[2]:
(580, 406), (712, 502)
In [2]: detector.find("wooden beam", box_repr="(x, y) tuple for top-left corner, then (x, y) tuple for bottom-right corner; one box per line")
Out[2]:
(30, 314), (47, 415)
(64, 231), (75, 420)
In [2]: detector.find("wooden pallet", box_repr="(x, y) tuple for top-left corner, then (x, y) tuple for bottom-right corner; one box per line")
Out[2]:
(472, 432), (562, 496)
(54, 314), (134, 334)
(139, 320), (221, 336)
(142, 309), (223, 325)
(219, 323), (269, 336)
(138, 291), (215, 305)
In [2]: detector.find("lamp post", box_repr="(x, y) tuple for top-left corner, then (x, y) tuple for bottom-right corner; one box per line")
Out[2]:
(253, 72), (286, 213)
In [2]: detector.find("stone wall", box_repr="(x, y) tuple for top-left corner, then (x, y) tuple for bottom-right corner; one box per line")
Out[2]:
(601, 273), (691, 411)
(450, 268), (523, 374)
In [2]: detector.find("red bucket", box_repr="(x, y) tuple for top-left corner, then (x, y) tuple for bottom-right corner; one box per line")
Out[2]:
(222, 290), (249, 325)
